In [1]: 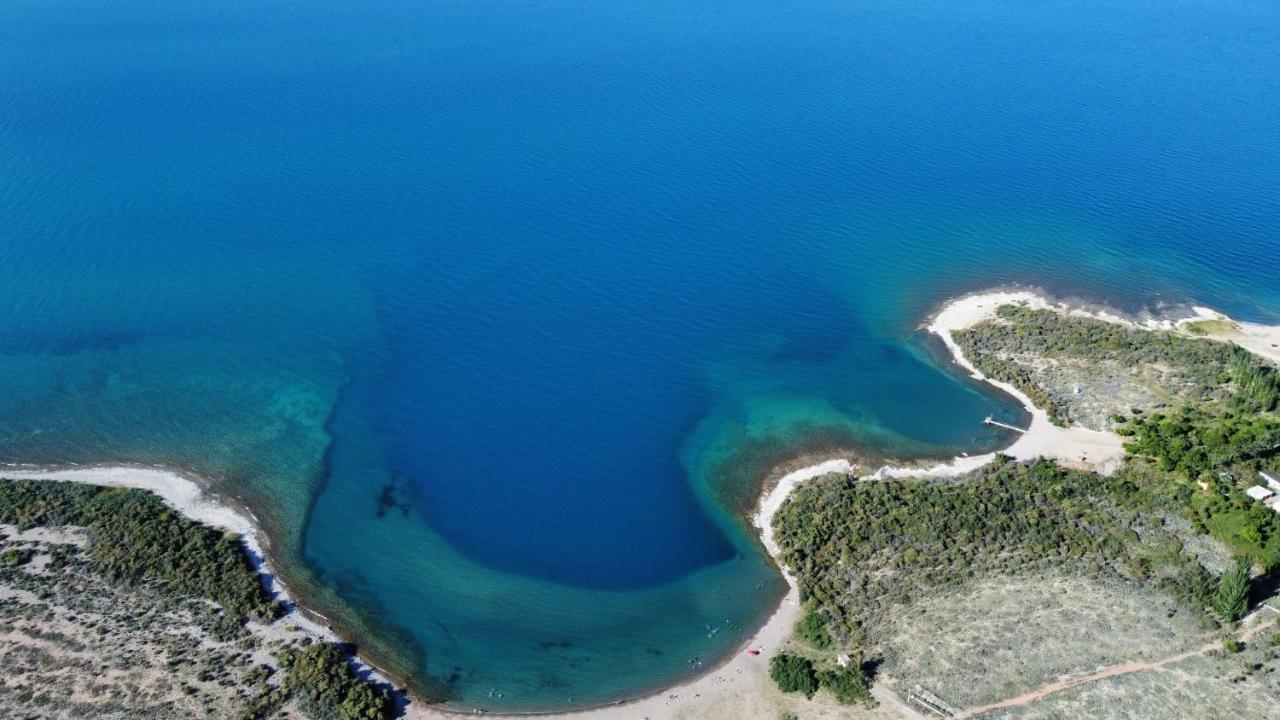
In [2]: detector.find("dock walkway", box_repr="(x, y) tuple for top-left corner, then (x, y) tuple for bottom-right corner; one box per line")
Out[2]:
(983, 416), (1028, 434)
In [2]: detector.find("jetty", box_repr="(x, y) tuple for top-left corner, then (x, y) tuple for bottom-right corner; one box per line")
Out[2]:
(907, 685), (958, 717)
(984, 416), (1028, 434)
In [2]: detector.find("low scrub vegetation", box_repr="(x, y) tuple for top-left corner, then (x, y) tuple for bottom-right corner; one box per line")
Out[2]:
(775, 458), (1228, 645)
(769, 651), (874, 706)
(279, 642), (394, 720)
(770, 653), (818, 698)
(955, 303), (1280, 571)
(0, 479), (280, 621)
(793, 606), (833, 650)
(0, 478), (394, 720)
(816, 663), (873, 706)
(954, 305), (1280, 425)
(1118, 409), (1280, 570)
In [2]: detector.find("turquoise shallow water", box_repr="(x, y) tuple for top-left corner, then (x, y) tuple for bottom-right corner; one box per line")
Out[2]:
(3, 0), (1280, 710)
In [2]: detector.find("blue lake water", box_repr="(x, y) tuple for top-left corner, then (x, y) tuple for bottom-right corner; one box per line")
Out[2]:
(2, 0), (1279, 710)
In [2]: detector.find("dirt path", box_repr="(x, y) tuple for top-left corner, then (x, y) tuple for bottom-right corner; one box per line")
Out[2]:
(957, 610), (1277, 718)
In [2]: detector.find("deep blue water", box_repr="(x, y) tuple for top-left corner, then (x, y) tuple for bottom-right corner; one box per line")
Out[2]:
(3, 0), (1279, 710)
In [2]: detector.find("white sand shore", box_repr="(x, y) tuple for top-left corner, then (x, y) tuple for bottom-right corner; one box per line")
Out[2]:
(923, 290), (1128, 475)
(1178, 306), (1280, 365)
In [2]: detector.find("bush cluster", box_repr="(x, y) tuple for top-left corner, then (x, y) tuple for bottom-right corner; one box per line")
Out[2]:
(769, 652), (873, 706)
(794, 607), (833, 650)
(281, 642), (394, 720)
(954, 305), (1256, 424)
(775, 459), (1223, 641)
(770, 653), (818, 697)
(0, 479), (280, 621)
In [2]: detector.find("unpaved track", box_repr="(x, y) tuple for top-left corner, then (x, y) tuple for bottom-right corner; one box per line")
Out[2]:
(958, 611), (1277, 718)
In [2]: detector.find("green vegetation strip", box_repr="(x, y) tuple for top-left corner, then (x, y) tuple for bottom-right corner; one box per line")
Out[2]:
(279, 643), (394, 720)
(773, 303), (1280, 706)
(776, 458), (1223, 646)
(0, 478), (394, 720)
(0, 479), (279, 621)
(954, 305), (1279, 425)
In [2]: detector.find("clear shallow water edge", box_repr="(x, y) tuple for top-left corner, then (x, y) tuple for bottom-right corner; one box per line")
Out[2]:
(3, 0), (1280, 710)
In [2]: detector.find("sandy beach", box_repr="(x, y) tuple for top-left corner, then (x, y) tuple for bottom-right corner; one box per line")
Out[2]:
(923, 290), (1128, 475)
(1180, 306), (1280, 365)
(4, 288), (1276, 720)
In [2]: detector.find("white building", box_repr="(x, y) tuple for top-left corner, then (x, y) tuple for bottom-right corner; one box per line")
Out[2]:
(1246, 485), (1275, 502)
(1260, 469), (1280, 492)
(1247, 477), (1280, 513)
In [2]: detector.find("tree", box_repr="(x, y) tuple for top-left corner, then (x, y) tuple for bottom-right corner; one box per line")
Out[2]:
(284, 643), (393, 720)
(769, 653), (818, 698)
(818, 663), (874, 706)
(1213, 558), (1251, 623)
(794, 607), (833, 650)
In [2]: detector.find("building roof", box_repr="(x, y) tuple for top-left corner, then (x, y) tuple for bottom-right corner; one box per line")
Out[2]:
(1260, 469), (1280, 489)
(1246, 485), (1275, 501)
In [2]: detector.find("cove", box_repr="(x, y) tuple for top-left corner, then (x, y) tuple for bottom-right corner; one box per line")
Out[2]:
(2, 0), (1280, 711)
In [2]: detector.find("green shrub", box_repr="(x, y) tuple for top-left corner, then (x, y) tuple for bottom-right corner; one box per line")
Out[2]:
(1213, 558), (1251, 623)
(769, 653), (818, 698)
(1, 548), (33, 567)
(794, 607), (832, 650)
(818, 663), (874, 706)
(284, 642), (393, 720)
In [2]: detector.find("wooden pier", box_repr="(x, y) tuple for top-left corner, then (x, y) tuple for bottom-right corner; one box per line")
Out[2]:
(907, 685), (958, 717)
(984, 416), (1028, 433)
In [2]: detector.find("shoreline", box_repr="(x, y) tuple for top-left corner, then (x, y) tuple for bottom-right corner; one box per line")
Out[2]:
(0, 463), (401, 694)
(920, 289), (1128, 475)
(540, 286), (1280, 718)
(0, 460), (812, 720)
(4, 287), (1276, 718)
